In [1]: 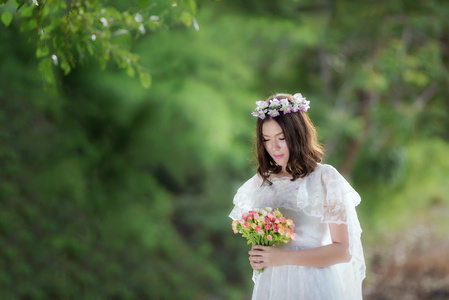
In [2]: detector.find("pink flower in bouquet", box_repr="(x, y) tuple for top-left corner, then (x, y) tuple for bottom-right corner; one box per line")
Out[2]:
(255, 225), (261, 231)
(253, 212), (259, 219)
(244, 222), (250, 227)
(273, 224), (279, 232)
(280, 217), (286, 223)
(267, 212), (274, 219)
(258, 229), (264, 235)
(267, 235), (272, 241)
(264, 225), (271, 230)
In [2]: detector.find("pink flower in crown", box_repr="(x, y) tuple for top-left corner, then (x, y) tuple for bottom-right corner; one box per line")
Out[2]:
(293, 93), (303, 101)
(299, 104), (308, 112)
(251, 109), (267, 119)
(256, 100), (269, 109)
(292, 104), (300, 113)
(258, 229), (264, 235)
(264, 225), (271, 230)
(282, 106), (292, 114)
(267, 109), (280, 117)
(267, 235), (273, 241)
(255, 225), (261, 231)
(280, 99), (289, 107)
(279, 99), (292, 114)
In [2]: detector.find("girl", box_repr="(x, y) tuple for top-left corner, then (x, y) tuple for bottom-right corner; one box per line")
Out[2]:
(229, 93), (365, 299)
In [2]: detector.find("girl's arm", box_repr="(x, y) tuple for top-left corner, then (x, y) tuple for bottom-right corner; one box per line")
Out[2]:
(248, 223), (351, 270)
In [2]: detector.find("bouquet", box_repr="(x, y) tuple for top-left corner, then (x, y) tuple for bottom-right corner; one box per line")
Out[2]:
(231, 207), (296, 273)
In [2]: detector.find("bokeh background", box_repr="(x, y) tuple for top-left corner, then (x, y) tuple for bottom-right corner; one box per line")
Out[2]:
(1, 0), (449, 299)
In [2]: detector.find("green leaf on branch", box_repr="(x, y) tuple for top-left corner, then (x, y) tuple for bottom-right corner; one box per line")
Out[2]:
(138, 69), (151, 89)
(137, 0), (149, 9)
(1, 11), (12, 27)
(38, 57), (54, 85)
(16, 0), (26, 12)
(126, 65), (135, 77)
(181, 11), (192, 27)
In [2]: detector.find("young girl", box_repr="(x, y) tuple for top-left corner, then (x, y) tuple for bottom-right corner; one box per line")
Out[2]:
(229, 93), (366, 299)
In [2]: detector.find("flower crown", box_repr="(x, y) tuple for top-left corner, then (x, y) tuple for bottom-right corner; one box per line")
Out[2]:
(251, 93), (310, 120)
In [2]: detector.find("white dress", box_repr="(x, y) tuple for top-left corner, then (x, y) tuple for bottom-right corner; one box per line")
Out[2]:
(229, 164), (366, 300)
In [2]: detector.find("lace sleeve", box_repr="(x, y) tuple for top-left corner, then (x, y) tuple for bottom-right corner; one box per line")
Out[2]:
(296, 164), (366, 299)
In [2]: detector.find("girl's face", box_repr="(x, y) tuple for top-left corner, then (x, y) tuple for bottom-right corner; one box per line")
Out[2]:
(262, 120), (290, 172)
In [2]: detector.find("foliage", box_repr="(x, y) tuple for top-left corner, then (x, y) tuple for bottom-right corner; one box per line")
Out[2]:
(0, 0), (198, 89)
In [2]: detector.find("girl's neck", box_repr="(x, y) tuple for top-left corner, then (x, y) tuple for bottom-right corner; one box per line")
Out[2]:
(273, 170), (291, 178)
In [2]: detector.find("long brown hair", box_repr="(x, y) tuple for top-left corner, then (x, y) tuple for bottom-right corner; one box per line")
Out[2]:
(256, 93), (324, 185)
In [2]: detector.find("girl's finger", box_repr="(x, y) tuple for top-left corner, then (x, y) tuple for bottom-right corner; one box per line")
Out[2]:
(252, 245), (265, 250)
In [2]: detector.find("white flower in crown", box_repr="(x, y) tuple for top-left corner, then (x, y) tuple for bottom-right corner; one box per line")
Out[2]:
(269, 98), (281, 108)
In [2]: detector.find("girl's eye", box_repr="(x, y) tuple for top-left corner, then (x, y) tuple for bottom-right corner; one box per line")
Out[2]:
(263, 139), (269, 142)
(279, 137), (285, 140)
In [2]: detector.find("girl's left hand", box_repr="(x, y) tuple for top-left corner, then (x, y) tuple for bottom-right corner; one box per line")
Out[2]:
(248, 245), (286, 270)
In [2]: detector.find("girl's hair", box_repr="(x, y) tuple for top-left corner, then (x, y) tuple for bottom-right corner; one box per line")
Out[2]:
(256, 93), (324, 185)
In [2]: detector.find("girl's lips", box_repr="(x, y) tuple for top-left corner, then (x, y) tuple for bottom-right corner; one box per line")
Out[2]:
(274, 154), (284, 159)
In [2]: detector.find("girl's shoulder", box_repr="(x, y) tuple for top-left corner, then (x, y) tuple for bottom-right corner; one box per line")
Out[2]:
(237, 173), (263, 190)
(309, 163), (339, 180)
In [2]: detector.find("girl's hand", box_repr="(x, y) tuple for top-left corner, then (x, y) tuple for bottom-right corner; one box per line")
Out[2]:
(248, 244), (286, 271)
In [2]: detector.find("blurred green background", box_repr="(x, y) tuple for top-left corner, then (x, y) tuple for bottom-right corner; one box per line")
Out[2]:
(1, 0), (449, 299)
